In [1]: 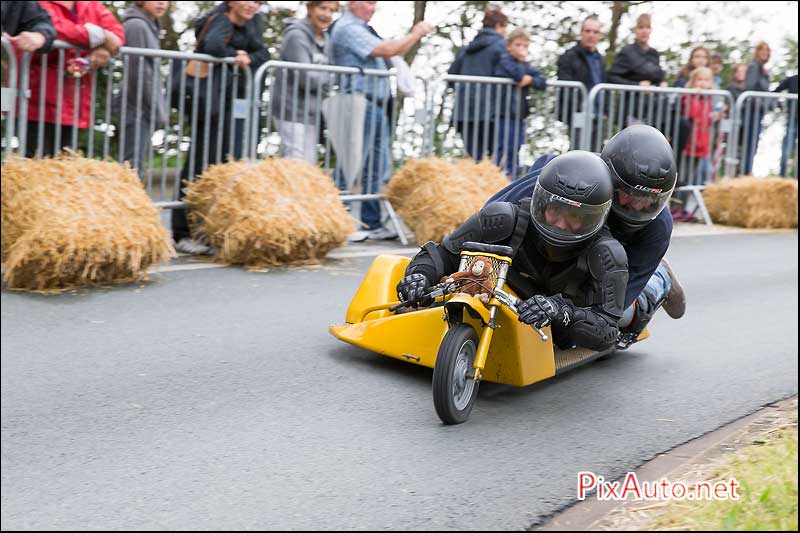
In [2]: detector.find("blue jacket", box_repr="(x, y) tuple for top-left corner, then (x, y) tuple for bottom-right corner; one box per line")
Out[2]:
(486, 154), (673, 309)
(448, 29), (508, 122)
(492, 52), (546, 118)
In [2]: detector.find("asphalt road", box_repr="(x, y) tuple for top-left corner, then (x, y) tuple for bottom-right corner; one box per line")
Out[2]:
(2, 232), (798, 530)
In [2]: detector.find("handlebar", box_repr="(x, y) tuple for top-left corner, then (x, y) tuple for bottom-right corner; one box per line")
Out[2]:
(392, 283), (548, 342)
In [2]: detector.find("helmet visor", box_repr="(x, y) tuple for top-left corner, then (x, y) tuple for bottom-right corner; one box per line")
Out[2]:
(531, 182), (612, 243)
(609, 163), (675, 223)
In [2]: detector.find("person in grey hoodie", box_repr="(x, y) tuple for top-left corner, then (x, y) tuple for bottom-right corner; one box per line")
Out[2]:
(272, 1), (339, 164)
(121, 1), (168, 178)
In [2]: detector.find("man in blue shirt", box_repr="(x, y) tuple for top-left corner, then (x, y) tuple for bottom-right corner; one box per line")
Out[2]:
(330, 1), (432, 241)
(487, 125), (686, 349)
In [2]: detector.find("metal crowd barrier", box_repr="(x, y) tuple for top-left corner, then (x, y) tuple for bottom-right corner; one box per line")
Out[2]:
(585, 84), (735, 224)
(728, 91), (798, 179)
(3, 39), (797, 231)
(431, 74), (587, 180)
(251, 60), (430, 245)
(1, 36), (20, 161)
(15, 40), (252, 207)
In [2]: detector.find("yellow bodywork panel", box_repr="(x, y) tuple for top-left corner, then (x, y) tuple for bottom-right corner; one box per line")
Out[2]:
(331, 308), (447, 368)
(332, 255), (558, 386)
(344, 255), (410, 323)
(331, 254), (648, 387)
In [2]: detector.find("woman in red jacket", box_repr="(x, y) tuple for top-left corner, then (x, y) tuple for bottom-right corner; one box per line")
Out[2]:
(682, 67), (720, 185)
(23, 1), (124, 158)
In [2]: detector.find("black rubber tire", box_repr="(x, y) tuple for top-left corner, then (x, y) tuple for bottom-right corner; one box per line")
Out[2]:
(432, 324), (480, 425)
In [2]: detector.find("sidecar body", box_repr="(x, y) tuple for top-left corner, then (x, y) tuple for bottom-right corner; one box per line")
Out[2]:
(329, 255), (647, 387)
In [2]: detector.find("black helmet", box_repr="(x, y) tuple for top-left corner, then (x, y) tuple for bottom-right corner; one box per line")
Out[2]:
(600, 125), (677, 230)
(530, 151), (613, 259)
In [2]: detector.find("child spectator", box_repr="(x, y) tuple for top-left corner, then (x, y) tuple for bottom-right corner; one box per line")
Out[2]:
(726, 63), (748, 102)
(492, 28), (546, 179)
(682, 67), (720, 184)
(710, 53), (723, 89)
(675, 46), (709, 88)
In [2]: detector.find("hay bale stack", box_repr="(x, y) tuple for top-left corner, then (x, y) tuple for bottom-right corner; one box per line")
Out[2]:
(385, 158), (509, 243)
(1, 156), (175, 291)
(703, 177), (798, 228)
(184, 158), (352, 266)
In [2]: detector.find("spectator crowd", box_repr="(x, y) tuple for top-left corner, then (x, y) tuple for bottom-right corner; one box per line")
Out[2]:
(2, 1), (798, 249)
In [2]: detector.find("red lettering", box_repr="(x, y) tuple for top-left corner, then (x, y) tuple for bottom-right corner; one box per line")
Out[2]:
(643, 479), (659, 499)
(729, 478), (740, 500)
(604, 480), (620, 499)
(671, 482), (687, 499)
(577, 472), (596, 500)
(620, 472), (642, 500)
(696, 481), (712, 500)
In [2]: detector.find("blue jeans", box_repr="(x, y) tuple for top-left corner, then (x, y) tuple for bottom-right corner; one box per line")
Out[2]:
(335, 102), (391, 230)
(495, 118), (526, 179)
(619, 263), (671, 328)
(692, 156), (712, 184)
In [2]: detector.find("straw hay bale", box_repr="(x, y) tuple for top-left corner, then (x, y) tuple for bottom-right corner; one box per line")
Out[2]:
(385, 158), (509, 243)
(1, 156), (175, 291)
(184, 158), (352, 266)
(702, 177), (798, 228)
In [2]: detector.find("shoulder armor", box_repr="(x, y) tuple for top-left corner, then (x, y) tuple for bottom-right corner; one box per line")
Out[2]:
(442, 202), (517, 254)
(587, 235), (629, 317)
(479, 202), (518, 242)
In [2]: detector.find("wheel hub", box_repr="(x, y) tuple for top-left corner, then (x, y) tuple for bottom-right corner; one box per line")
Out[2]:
(452, 341), (476, 410)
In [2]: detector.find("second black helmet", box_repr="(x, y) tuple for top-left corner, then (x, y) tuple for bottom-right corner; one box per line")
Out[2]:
(600, 125), (677, 229)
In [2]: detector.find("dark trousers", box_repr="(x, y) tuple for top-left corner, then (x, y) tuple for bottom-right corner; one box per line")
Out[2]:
(780, 117), (797, 177)
(24, 121), (83, 158)
(123, 114), (154, 179)
(456, 120), (496, 161)
(495, 118), (526, 179)
(171, 115), (241, 242)
(741, 111), (763, 175)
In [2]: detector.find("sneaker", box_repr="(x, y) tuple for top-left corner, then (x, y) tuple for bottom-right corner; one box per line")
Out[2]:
(175, 237), (214, 255)
(348, 230), (370, 243)
(660, 258), (686, 319)
(366, 226), (398, 241)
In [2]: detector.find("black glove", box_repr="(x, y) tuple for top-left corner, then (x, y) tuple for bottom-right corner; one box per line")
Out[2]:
(517, 294), (573, 329)
(397, 273), (432, 306)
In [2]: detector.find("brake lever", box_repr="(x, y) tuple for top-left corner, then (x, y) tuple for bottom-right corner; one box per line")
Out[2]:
(506, 294), (549, 342)
(389, 285), (448, 312)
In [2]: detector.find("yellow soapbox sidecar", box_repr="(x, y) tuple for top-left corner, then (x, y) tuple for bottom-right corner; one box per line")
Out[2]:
(329, 242), (647, 424)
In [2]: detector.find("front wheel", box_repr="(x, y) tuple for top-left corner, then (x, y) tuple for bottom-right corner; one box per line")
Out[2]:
(433, 324), (480, 425)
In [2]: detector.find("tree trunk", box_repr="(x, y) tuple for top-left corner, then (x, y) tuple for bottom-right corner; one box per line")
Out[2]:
(160, 3), (180, 52)
(403, 1), (428, 65)
(606, 1), (628, 66)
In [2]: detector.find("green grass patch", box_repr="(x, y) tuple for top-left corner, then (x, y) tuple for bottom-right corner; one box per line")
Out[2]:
(648, 422), (798, 531)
